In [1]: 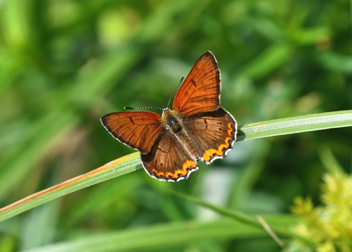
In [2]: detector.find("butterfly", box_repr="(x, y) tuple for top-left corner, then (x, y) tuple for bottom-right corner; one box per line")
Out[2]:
(101, 51), (237, 182)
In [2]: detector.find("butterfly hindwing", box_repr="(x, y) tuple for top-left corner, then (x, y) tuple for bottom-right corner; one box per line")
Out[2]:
(141, 131), (198, 182)
(183, 107), (237, 164)
(101, 111), (163, 154)
(172, 51), (220, 116)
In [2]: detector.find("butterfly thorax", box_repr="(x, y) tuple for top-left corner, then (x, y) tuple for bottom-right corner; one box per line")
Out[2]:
(161, 108), (182, 133)
(161, 108), (200, 161)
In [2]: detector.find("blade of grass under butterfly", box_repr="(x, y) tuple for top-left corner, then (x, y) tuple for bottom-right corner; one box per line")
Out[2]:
(0, 110), (351, 222)
(0, 152), (141, 222)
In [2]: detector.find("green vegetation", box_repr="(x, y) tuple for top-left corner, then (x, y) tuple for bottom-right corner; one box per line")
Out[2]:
(0, 0), (351, 251)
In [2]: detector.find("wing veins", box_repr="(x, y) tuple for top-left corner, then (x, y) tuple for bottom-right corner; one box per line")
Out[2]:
(180, 106), (217, 115)
(187, 91), (218, 100)
(127, 124), (147, 145)
(192, 71), (217, 83)
(190, 68), (218, 84)
(183, 66), (217, 97)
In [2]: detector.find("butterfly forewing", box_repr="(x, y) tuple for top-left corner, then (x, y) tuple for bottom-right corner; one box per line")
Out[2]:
(141, 131), (198, 182)
(101, 111), (163, 154)
(172, 51), (220, 116)
(183, 107), (237, 164)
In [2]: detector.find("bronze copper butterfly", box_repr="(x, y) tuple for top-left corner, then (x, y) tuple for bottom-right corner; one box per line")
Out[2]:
(101, 51), (237, 182)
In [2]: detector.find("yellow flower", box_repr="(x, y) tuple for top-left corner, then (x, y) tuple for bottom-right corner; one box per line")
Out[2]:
(290, 171), (352, 251)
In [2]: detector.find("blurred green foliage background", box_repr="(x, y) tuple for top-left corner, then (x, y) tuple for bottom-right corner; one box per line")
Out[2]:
(0, 0), (351, 251)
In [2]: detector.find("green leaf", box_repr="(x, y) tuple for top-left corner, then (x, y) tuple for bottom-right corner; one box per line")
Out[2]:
(238, 110), (352, 141)
(0, 152), (142, 222)
(24, 218), (287, 252)
(167, 189), (316, 247)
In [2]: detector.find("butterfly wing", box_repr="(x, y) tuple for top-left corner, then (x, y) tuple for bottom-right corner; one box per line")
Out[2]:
(183, 107), (237, 164)
(172, 51), (220, 116)
(141, 131), (198, 182)
(101, 111), (163, 154)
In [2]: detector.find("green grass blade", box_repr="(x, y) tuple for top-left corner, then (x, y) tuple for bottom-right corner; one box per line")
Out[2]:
(0, 153), (141, 222)
(167, 190), (316, 247)
(238, 110), (352, 141)
(0, 110), (351, 223)
(24, 218), (288, 252)
(167, 190), (259, 229)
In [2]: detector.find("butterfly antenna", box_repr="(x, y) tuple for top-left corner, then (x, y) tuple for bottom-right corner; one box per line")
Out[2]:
(125, 76), (185, 111)
(167, 76), (184, 108)
(124, 106), (164, 111)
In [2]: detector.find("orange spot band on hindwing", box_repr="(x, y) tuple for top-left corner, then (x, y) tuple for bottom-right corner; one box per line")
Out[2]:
(202, 123), (233, 161)
(151, 160), (197, 179)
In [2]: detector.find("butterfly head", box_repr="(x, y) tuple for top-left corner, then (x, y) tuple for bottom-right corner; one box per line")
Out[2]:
(161, 107), (171, 116)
